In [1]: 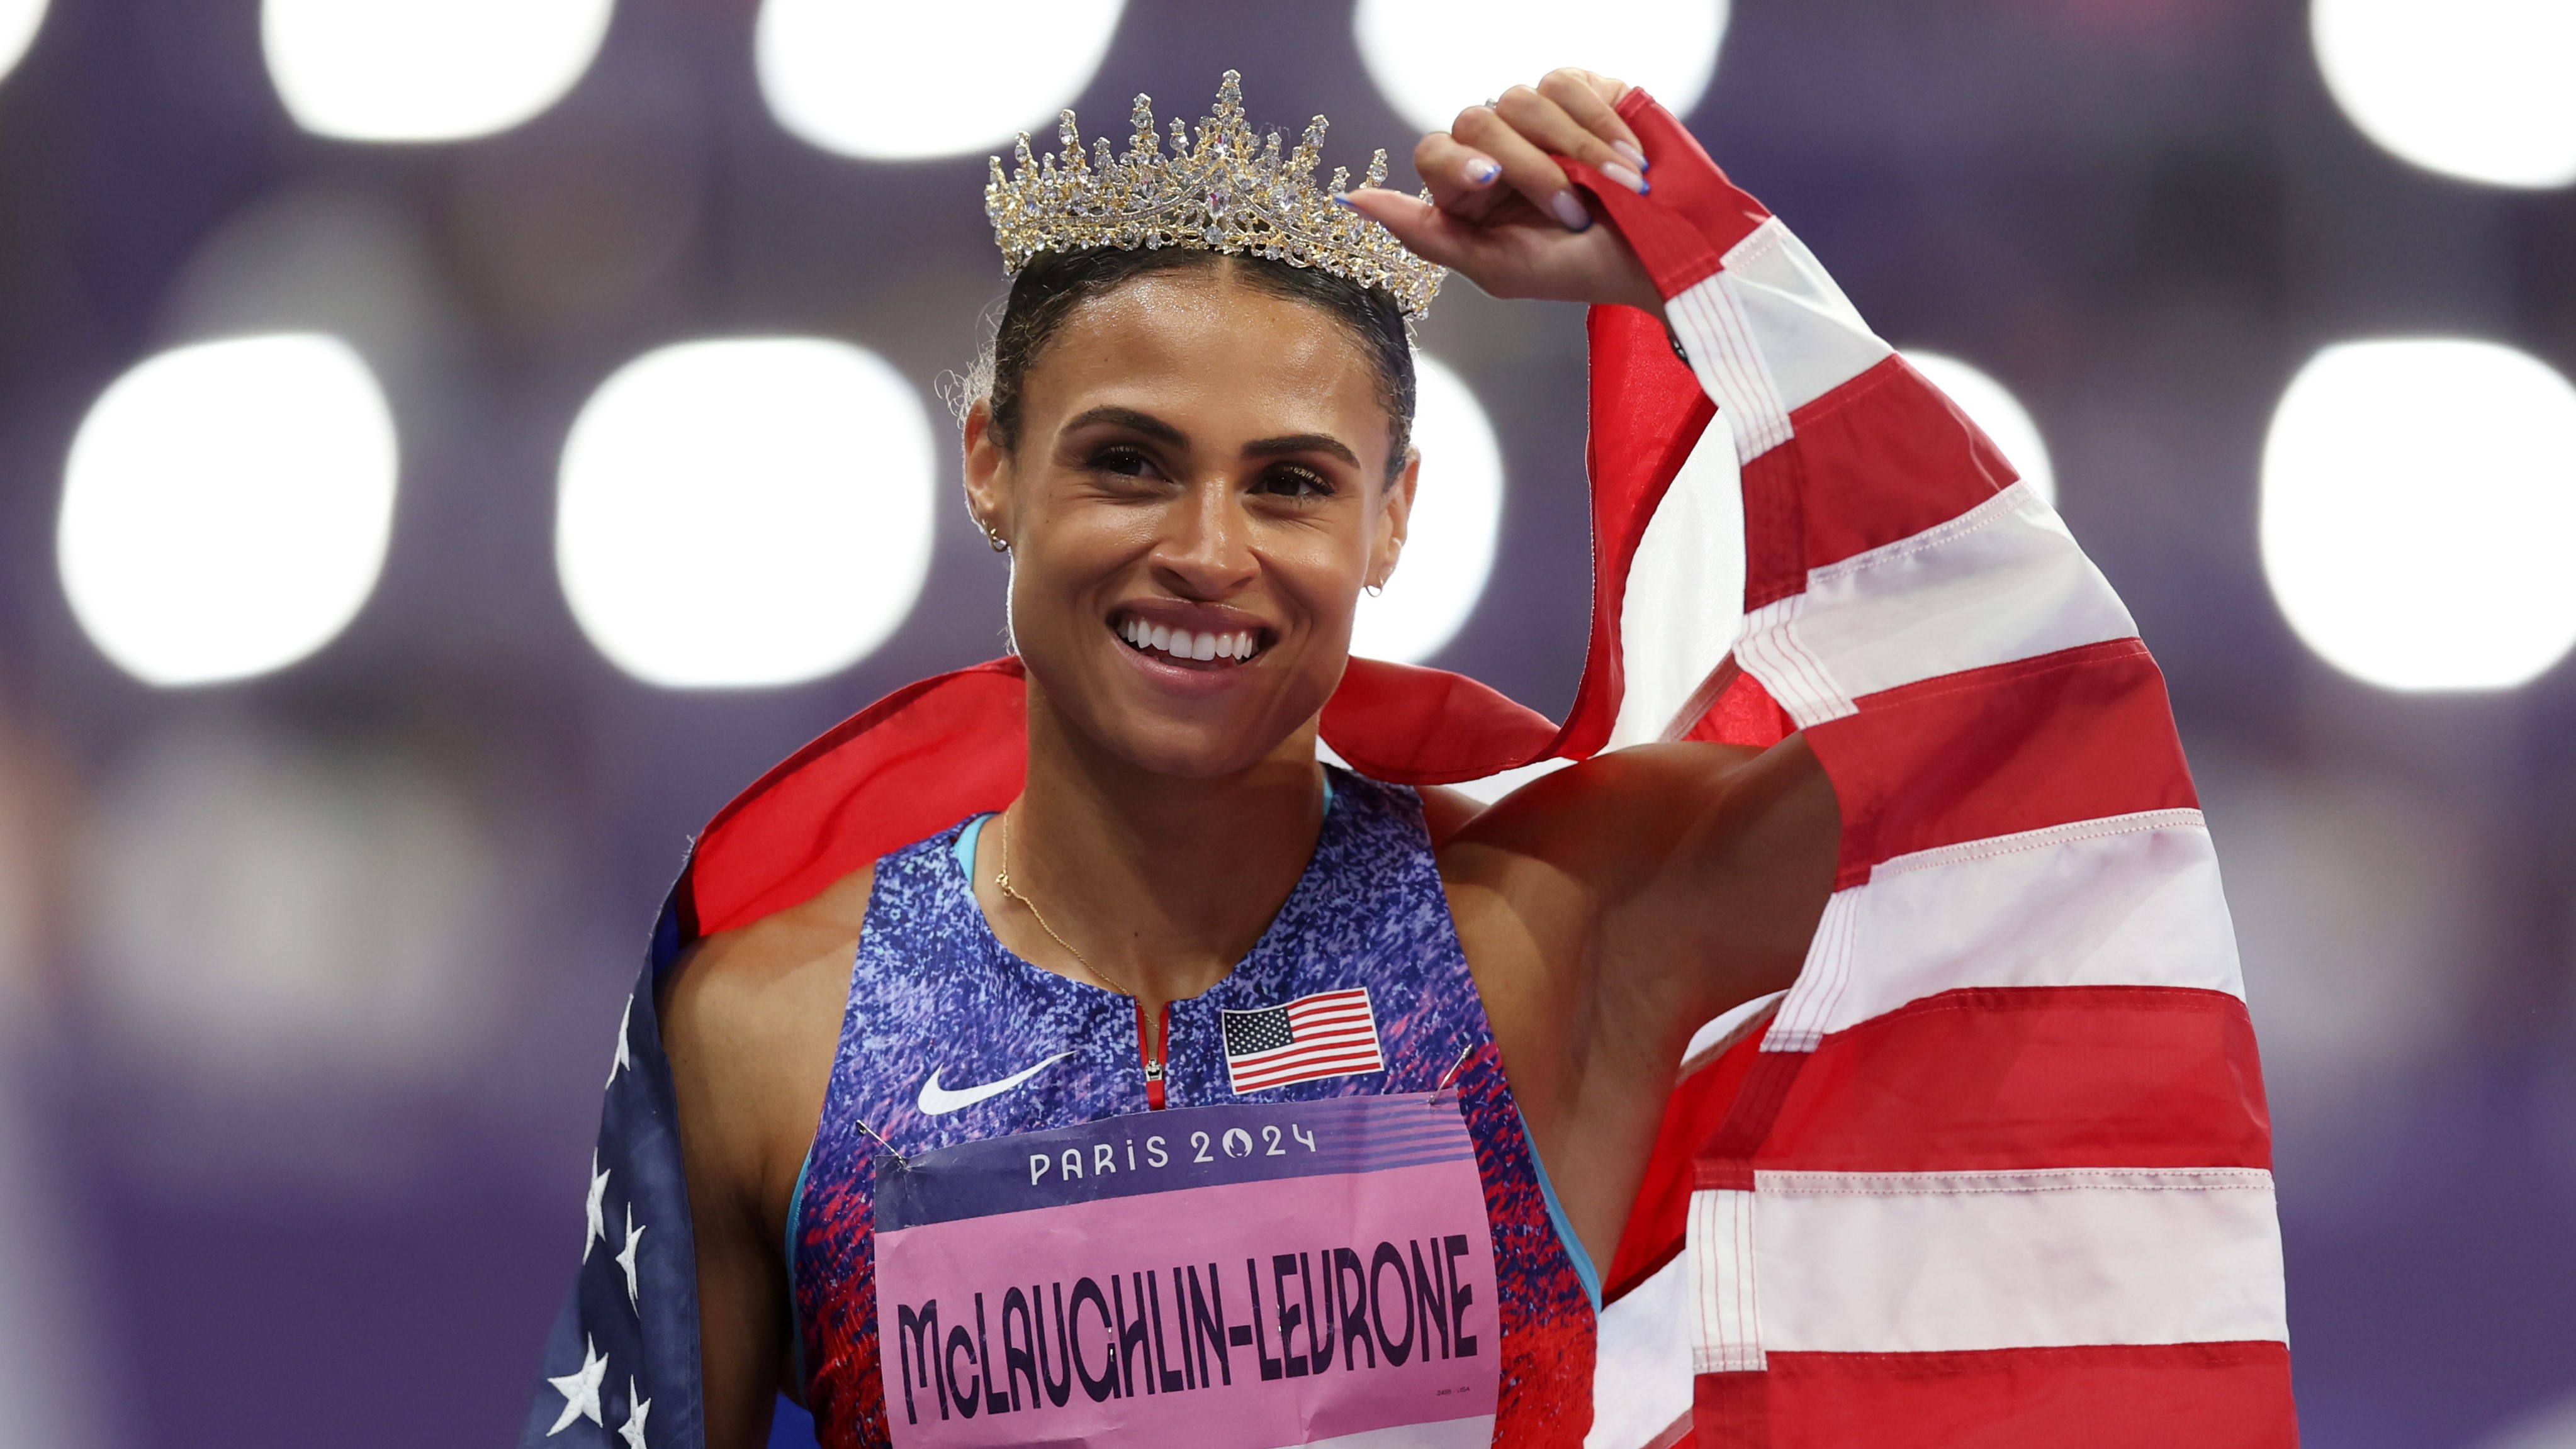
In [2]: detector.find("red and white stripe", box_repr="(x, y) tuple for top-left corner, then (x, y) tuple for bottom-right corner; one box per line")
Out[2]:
(1578, 91), (2293, 1448)
(1225, 987), (1386, 1092)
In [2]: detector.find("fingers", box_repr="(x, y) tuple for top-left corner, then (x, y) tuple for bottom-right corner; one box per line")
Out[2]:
(1414, 130), (1505, 213)
(1452, 101), (1595, 232)
(1536, 68), (1647, 175)
(1337, 188), (1488, 272)
(1495, 84), (1649, 196)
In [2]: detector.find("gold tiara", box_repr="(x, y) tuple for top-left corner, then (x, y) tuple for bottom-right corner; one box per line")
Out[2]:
(984, 71), (1446, 317)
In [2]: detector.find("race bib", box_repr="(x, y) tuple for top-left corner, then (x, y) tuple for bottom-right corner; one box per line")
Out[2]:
(875, 1094), (1500, 1449)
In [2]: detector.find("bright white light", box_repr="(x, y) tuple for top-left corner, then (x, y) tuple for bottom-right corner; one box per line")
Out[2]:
(1902, 350), (2055, 506)
(1354, 355), (1505, 664)
(262, 0), (614, 143)
(60, 335), (397, 687)
(1355, 0), (1728, 136)
(2261, 338), (2576, 691)
(2312, 0), (2576, 188)
(558, 338), (936, 688)
(0, 0), (46, 88)
(757, 0), (1124, 160)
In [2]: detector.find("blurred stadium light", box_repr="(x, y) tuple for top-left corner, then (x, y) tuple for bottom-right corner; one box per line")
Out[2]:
(556, 338), (938, 689)
(1353, 354), (1504, 665)
(262, 0), (614, 143)
(1901, 350), (2056, 507)
(0, 0), (43, 88)
(756, 0), (1124, 160)
(1354, 0), (1726, 133)
(2312, 0), (2576, 189)
(2260, 338), (2576, 691)
(81, 725), (505, 1094)
(58, 334), (398, 688)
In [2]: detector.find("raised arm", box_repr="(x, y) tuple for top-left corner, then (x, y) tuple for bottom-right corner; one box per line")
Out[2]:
(1361, 70), (2292, 1448)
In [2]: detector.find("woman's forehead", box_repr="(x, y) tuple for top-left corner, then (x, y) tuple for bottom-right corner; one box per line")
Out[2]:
(1025, 275), (1391, 430)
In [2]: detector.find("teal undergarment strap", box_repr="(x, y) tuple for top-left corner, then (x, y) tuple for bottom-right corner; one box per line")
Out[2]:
(1516, 1102), (1603, 1314)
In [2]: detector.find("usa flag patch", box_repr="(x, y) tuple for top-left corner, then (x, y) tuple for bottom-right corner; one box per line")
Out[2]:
(1219, 987), (1385, 1094)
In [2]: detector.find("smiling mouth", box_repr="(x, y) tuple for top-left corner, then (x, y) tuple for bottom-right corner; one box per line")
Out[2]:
(1111, 614), (1266, 668)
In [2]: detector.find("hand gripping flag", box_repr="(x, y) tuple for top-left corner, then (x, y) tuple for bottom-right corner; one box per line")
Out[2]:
(524, 89), (2290, 1449)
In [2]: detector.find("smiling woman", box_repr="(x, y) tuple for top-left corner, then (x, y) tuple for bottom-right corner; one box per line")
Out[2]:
(528, 67), (2291, 1449)
(960, 243), (1419, 781)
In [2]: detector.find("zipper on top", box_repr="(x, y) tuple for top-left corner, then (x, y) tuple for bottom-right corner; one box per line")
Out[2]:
(1135, 998), (1170, 1111)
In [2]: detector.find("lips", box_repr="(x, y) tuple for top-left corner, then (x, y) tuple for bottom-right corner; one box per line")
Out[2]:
(1102, 597), (1272, 674)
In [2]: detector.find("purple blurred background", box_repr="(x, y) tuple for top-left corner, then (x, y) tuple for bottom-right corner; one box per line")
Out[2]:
(0, 1), (2570, 1445)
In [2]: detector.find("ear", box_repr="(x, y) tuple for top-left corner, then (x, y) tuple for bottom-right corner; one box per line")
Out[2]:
(1368, 447), (1422, 591)
(962, 398), (1015, 546)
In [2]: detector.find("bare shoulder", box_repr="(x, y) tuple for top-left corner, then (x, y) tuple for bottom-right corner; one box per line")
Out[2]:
(1429, 744), (1768, 1060)
(1431, 742), (1767, 888)
(660, 861), (878, 1221)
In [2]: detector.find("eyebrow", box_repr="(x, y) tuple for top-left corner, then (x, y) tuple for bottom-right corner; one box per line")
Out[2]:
(1062, 406), (1364, 472)
(1062, 405), (1186, 446)
(1243, 432), (1364, 470)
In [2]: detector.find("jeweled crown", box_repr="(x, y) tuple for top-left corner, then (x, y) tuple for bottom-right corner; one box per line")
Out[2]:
(985, 72), (1446, 317)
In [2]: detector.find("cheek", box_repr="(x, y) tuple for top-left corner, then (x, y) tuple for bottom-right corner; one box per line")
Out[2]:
(1260, 523), (1373, 639)
(1004, 503), (1150, 633)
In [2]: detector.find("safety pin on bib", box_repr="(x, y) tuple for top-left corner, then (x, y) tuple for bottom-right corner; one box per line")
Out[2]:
(1430, 1043), (1476, 1107)
(855, 1116), (914, 1170)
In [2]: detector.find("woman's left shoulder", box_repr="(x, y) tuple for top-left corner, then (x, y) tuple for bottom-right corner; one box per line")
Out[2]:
(1426, 742), (1772, 877)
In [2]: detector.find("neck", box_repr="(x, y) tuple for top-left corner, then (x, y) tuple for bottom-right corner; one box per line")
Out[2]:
(995, 683), (1327, 1008)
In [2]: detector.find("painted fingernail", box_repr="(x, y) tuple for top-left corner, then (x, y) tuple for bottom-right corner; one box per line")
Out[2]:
(1600, 161), (1648, 194)
(1464, 155), (1501, 186)
(1332, 194), (1358, 208)
(1549, 189), (1593, 231)
(1614, 140), (1649, 172)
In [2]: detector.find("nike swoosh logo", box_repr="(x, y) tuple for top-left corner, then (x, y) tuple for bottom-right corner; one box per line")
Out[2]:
(917, 1052), (1074, 1116)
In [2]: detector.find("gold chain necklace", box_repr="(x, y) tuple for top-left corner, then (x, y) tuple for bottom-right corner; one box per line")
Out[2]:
(994, 812), (1137, 1000)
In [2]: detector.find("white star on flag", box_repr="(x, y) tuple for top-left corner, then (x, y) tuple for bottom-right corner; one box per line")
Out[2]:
(616, 1202), (645, 1312)
(584, 1151), (610, 1262)
(544, 1336), (608, 1436)
(617, 1378), (651, 1449)
(607, 993), (633, 1087)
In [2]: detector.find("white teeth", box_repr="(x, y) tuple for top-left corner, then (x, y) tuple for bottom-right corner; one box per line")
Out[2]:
(1120, 618), (1259, 663)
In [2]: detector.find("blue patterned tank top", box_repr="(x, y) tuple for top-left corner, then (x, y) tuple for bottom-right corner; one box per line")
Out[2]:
(785, 768), (1597, 1446)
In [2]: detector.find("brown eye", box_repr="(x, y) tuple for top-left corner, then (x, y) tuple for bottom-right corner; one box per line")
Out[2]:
(1091, 445), (1156, 478)
(1256, 465), (1333, 500)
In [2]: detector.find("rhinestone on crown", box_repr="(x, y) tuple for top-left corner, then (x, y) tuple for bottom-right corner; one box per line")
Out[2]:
(985, 71), (1446, 317)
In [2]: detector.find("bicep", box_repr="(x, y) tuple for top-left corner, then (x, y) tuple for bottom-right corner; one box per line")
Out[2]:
(1635, 736), (1839, 1003)
(1458, 737), (1838, 1030)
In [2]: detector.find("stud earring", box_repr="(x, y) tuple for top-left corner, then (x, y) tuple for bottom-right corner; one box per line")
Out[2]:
(1364, 582), (1385, 598)
(981, 519), (1009, 553)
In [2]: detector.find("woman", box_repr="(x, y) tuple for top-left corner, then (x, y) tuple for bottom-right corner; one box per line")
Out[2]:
(531, 64), (2290, 1449)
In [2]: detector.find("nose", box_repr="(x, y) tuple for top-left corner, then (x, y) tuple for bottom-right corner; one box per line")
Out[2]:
(1150, 476), (1258, 599)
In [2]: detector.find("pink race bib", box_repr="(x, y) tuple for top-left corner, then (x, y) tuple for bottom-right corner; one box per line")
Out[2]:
(875, 1094), (1500, 1449)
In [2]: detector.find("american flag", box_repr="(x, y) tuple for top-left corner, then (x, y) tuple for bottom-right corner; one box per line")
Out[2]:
(1569, 90), (2292, 1446)
(1220, 987), (1385, 1094)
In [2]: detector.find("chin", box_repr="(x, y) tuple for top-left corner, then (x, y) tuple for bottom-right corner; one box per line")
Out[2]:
(1026, 624), (1343, 783)
(1098, 712), (1301, 780)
